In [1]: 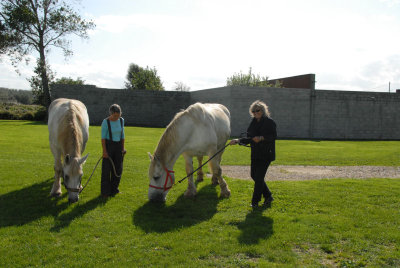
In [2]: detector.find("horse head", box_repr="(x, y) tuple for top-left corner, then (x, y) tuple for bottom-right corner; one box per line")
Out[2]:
(147, 152), (175, 202)
(63, 153), (89, 203)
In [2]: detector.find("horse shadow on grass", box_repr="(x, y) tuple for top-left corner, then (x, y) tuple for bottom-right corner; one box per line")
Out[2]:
(236, 208), (274, 245)
(0, 178), (68, 227)
(50, 195), (108, 232)
(0, 178), (107, 231)
(133, 184), (220, 233)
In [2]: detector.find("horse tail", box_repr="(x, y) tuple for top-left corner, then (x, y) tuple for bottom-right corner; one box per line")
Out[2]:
(217, 104), (230, 120)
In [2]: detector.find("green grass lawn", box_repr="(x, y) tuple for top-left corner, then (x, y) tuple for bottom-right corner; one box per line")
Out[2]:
(223, 140), (400, 166)
(0, 120), (399, 267)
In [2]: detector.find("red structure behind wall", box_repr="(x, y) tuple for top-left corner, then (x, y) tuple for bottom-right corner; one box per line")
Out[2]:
(269, 74), (316, 89)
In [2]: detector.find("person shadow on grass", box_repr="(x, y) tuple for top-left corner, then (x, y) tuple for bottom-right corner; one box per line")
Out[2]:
(237, 208), (274, 245)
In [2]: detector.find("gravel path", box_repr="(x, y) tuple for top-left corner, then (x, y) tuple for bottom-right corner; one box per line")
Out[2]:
(221, 165), (400, 181)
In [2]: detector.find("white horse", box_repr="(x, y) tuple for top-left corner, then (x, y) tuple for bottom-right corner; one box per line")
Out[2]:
(48, 98), (89, 203)
(148, 102), (231, 202)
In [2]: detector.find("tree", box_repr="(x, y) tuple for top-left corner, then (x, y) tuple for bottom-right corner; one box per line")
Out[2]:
(0, 0), (95, 108)
(31, 75), (85, 105)
(30, 71), (85, 105)
(173, 81), (190, 91)
(53, 76), (85, 85)
(226, 67), (282, 87)
(125, 63), (164, 91)
(0, 87), (33, 104)
(29, 58), (55, 105)
(0, 20), (20, 55)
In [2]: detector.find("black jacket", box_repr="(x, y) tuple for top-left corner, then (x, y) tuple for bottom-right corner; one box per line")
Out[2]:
(239, 116), (277, 161)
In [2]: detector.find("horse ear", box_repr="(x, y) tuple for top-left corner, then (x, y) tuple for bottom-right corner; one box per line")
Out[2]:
(79, 154), (89, 165)
(65, 154), (70, 164)
(147, 152), (153, 161)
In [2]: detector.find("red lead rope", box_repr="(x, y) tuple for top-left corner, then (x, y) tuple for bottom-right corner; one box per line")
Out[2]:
(149, 167), (175, 192)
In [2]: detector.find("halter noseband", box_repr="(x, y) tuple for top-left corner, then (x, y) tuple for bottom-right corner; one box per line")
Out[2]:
(63, 183), (81, 193)
(62, 172), (82, 193)
(149, 166), (175, 192)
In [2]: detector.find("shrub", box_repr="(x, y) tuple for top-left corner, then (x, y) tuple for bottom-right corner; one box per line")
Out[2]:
(33, 106), (47, 121)
(0, 110), (13, 119)
(226, 67), (283, 87)
(0, 103), (46, 121)
(21, 112), (34, 120)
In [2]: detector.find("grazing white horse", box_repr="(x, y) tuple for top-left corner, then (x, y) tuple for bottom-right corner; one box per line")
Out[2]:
(148, 102), (231, 202)
(48, 98), (89, 203)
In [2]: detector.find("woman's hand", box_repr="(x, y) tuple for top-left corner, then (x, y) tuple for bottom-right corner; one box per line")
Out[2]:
(103, 151), (109, 158)
(252, 136), (264, 143)
(229, 139), (239, 145)
(122, 149), (127, 155)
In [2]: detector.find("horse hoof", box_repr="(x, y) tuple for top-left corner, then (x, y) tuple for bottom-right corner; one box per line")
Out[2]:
(211, 181), (219, 186)
(196, 177), (204, 183)
(220, 190), (231, 198)
(184, 190), (196, 198)
(50, 192), (61, 197)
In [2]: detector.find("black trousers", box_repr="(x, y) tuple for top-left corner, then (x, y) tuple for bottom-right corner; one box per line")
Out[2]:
(250, 159), (272, 204)
(101, 140), (123, 196)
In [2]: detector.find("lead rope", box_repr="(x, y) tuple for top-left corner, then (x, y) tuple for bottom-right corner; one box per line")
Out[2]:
(175, 143), (230, 185)
(79, 155), (122, 193)
(107, 155), (123, 178)
(80, 156), (102, 193)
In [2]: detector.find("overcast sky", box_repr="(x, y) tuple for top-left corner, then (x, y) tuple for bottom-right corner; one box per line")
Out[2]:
(1, 0), (400, 92)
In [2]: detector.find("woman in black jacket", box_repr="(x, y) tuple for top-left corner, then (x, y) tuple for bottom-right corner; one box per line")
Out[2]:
(230, 100), (277, 208)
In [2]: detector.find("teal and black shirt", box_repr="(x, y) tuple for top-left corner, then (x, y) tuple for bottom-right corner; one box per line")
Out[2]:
(101, 118), (125, 142)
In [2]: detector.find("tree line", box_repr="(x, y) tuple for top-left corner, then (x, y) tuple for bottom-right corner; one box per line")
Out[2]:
(0, 87), (33, 104)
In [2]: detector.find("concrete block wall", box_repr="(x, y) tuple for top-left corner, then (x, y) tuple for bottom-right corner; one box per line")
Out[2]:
(51, 84), (191, 127)
(51, 84), (400, 140)
(311, 90), (400, 139)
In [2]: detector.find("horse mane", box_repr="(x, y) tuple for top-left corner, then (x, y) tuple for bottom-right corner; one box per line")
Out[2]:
(154, 103), (207, 164)
(58, 101), (84, 157)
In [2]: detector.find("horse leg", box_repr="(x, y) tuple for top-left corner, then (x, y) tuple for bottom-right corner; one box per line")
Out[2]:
(183, 155), (197, 198)
(50, 149), (62, 197)
(196, 156), (204, 183)
(208, 159), (219, 185)
(210, 155), (231, 198)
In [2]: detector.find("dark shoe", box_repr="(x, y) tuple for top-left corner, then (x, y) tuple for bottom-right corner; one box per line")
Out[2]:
(111, 189), (120, 197)
(263, 196), (274, 207)
(102, 194), (109, 198)
(250, 203), (259, 208)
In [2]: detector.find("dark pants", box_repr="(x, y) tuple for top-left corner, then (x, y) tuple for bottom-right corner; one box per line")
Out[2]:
(250, 159), (272, 205)
(101, 140), (123, 196)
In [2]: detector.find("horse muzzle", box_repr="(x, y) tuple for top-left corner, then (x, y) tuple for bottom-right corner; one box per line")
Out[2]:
(68, 195), (79, 203)
(148, 190), (166, 202)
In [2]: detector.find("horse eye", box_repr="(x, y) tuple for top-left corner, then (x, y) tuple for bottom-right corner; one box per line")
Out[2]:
(153, 176), (160, 180)
(65, 175), (69, 181)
